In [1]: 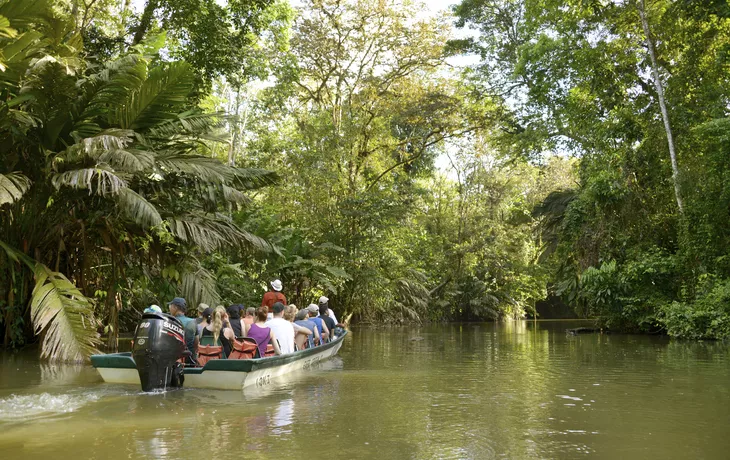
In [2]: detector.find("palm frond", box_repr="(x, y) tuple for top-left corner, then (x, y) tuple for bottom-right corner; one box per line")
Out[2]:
(99, 148), (155, 173)
(116, 62), (194, 130)
(30, 264), (100, 362)
(222, 185), (252, 207)
(181, 265), (221, 308)
(232, 168), (280, 190)
(0, 171), (31, 205)
(52, 167), (128, 196)
(146, 111), (227, 139)
(0, 0), (52, 29)
(82, 57), (148, 120)
(117, 188), (162, 227)
(157, 154), (234, 183)
(168, 213), (274, 253)
(62, 129), (134, 161)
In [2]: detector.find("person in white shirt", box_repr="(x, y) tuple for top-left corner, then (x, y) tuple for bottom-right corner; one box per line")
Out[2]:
(318, 296), (338, 324)
(265, 302), (295, 354)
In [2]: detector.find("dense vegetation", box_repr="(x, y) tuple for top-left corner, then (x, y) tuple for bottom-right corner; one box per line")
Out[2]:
(1, 0), (728, 360)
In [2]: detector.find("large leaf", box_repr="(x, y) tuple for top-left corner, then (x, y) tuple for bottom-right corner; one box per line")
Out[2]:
(115, 62), (195, 130)
(232, 168), (280, 190)
(52, 167), (127, 196)
(146, 111), (227, 139)
(30, 264), (100, 362)
(0, 171), (31, 205)
(181, 264), (221, 308)
(117, 188), (162, 227)
(157, 154), (234, 183)
(168, 213), (274, 253)
(99, 148), (155, 173)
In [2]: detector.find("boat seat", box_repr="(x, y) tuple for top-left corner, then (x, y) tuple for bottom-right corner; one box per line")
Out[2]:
(197, 344), (223, 366)
(264, 339), (281, 357)
(265, 343), (275, 357)
(229, 337), (258, 360)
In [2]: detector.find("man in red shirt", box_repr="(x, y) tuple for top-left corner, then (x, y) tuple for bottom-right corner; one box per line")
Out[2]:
(261, 279), (287, 313)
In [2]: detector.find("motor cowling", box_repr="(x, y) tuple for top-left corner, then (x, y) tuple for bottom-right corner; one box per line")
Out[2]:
(132, 312), (186, 391)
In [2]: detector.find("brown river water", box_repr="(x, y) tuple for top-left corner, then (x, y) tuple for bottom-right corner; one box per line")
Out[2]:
(0, 320), (729, 459)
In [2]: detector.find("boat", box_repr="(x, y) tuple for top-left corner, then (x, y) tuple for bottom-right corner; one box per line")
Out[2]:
(90, 312), (347, 391)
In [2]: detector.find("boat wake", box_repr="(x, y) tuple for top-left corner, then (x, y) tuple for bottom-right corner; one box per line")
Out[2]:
(0, 392), (100, 422)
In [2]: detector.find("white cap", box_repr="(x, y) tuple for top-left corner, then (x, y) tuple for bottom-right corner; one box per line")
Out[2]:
(271, 279), (282, 291)
(318, 296), (328, 304)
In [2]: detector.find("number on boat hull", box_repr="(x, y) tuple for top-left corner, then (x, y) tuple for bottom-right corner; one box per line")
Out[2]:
(255, 374), (271, 387)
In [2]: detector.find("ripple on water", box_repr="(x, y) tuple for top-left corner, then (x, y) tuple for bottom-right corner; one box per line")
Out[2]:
(0, 392), (100, 422)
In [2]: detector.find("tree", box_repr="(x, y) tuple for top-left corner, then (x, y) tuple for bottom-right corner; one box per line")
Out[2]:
(0, 0), (278, 358)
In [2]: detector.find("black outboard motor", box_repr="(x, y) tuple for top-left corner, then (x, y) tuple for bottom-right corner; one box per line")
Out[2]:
(132, 312), (186, 391)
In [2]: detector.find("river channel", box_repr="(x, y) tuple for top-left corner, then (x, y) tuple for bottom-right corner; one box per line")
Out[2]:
(0, 320), (729, 459)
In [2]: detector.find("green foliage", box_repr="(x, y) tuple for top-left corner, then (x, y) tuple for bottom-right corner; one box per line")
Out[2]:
(659, 278), (730, 340)
(0, 1), (280, 357)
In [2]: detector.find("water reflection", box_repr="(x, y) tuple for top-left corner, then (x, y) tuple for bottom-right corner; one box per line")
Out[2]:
(1, 322), (730, 459)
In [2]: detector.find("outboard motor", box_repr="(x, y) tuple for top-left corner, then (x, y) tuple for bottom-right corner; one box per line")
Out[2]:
(132, 312), (186, 391)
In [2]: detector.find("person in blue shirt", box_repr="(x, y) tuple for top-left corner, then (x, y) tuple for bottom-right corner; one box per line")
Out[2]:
(306, 304), (329, 343)
(168, 297), (198, 365)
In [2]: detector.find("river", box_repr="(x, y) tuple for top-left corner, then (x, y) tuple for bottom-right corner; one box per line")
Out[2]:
(0, 320), (729, 459)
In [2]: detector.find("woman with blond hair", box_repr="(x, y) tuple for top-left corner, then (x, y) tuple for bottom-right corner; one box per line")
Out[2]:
(200, 305), (235, 357)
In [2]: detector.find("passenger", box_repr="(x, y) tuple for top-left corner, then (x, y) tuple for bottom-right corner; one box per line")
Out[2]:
(215, 305), (229, 328)
(242, 307), (256, 334)
(307, 304), (329, 343)
(318, 296), (338, 324)
(319, 303), (337, 339)
(261, 279), (287, 318)
(167, 297), (198, 365)
(200, 306), (235, 358)
(195, 303), (209, 326)
(265, 302), (295, 354)
(143, 305), (162, 314)
(133, 306), (162, 345)
(247, 306), (282, 357)
(295, 309), (320, 348)
(286, 304), (312, 350)
(227, 304), (244, 337)
(197, 307), (213, 335)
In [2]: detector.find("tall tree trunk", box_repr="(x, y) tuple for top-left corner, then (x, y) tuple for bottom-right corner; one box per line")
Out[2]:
(637, 0), (684, 215)
(227, 87), (242, 166)
(132, 0), (159, 45)
(106, 255), (119, 352)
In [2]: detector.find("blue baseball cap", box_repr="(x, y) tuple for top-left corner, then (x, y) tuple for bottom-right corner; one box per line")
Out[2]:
(168, 297), (187, 312)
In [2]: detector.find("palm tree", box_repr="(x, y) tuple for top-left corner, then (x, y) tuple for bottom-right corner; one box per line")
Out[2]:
(0, 0), (278, 359)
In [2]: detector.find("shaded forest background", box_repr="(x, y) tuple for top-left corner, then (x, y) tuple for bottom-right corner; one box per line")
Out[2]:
(1, 0), (730, 360)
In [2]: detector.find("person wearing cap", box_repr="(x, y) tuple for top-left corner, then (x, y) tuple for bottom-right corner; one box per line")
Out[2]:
(318, 303), (336, 341)
(264, 302), (295, 354)
(318, 296), (338, 324)
(143, 305), (162, 314)
(307, 304), (329, 343)
(133, 305), (163, 346)
(295, 309), (320, 348)
(168, 297), (198, 365)
(261, 279), (287, 314)
(195, 303), (209, 326)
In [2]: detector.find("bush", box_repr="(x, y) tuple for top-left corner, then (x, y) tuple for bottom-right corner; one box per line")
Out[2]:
(659, 278), (730, 340)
